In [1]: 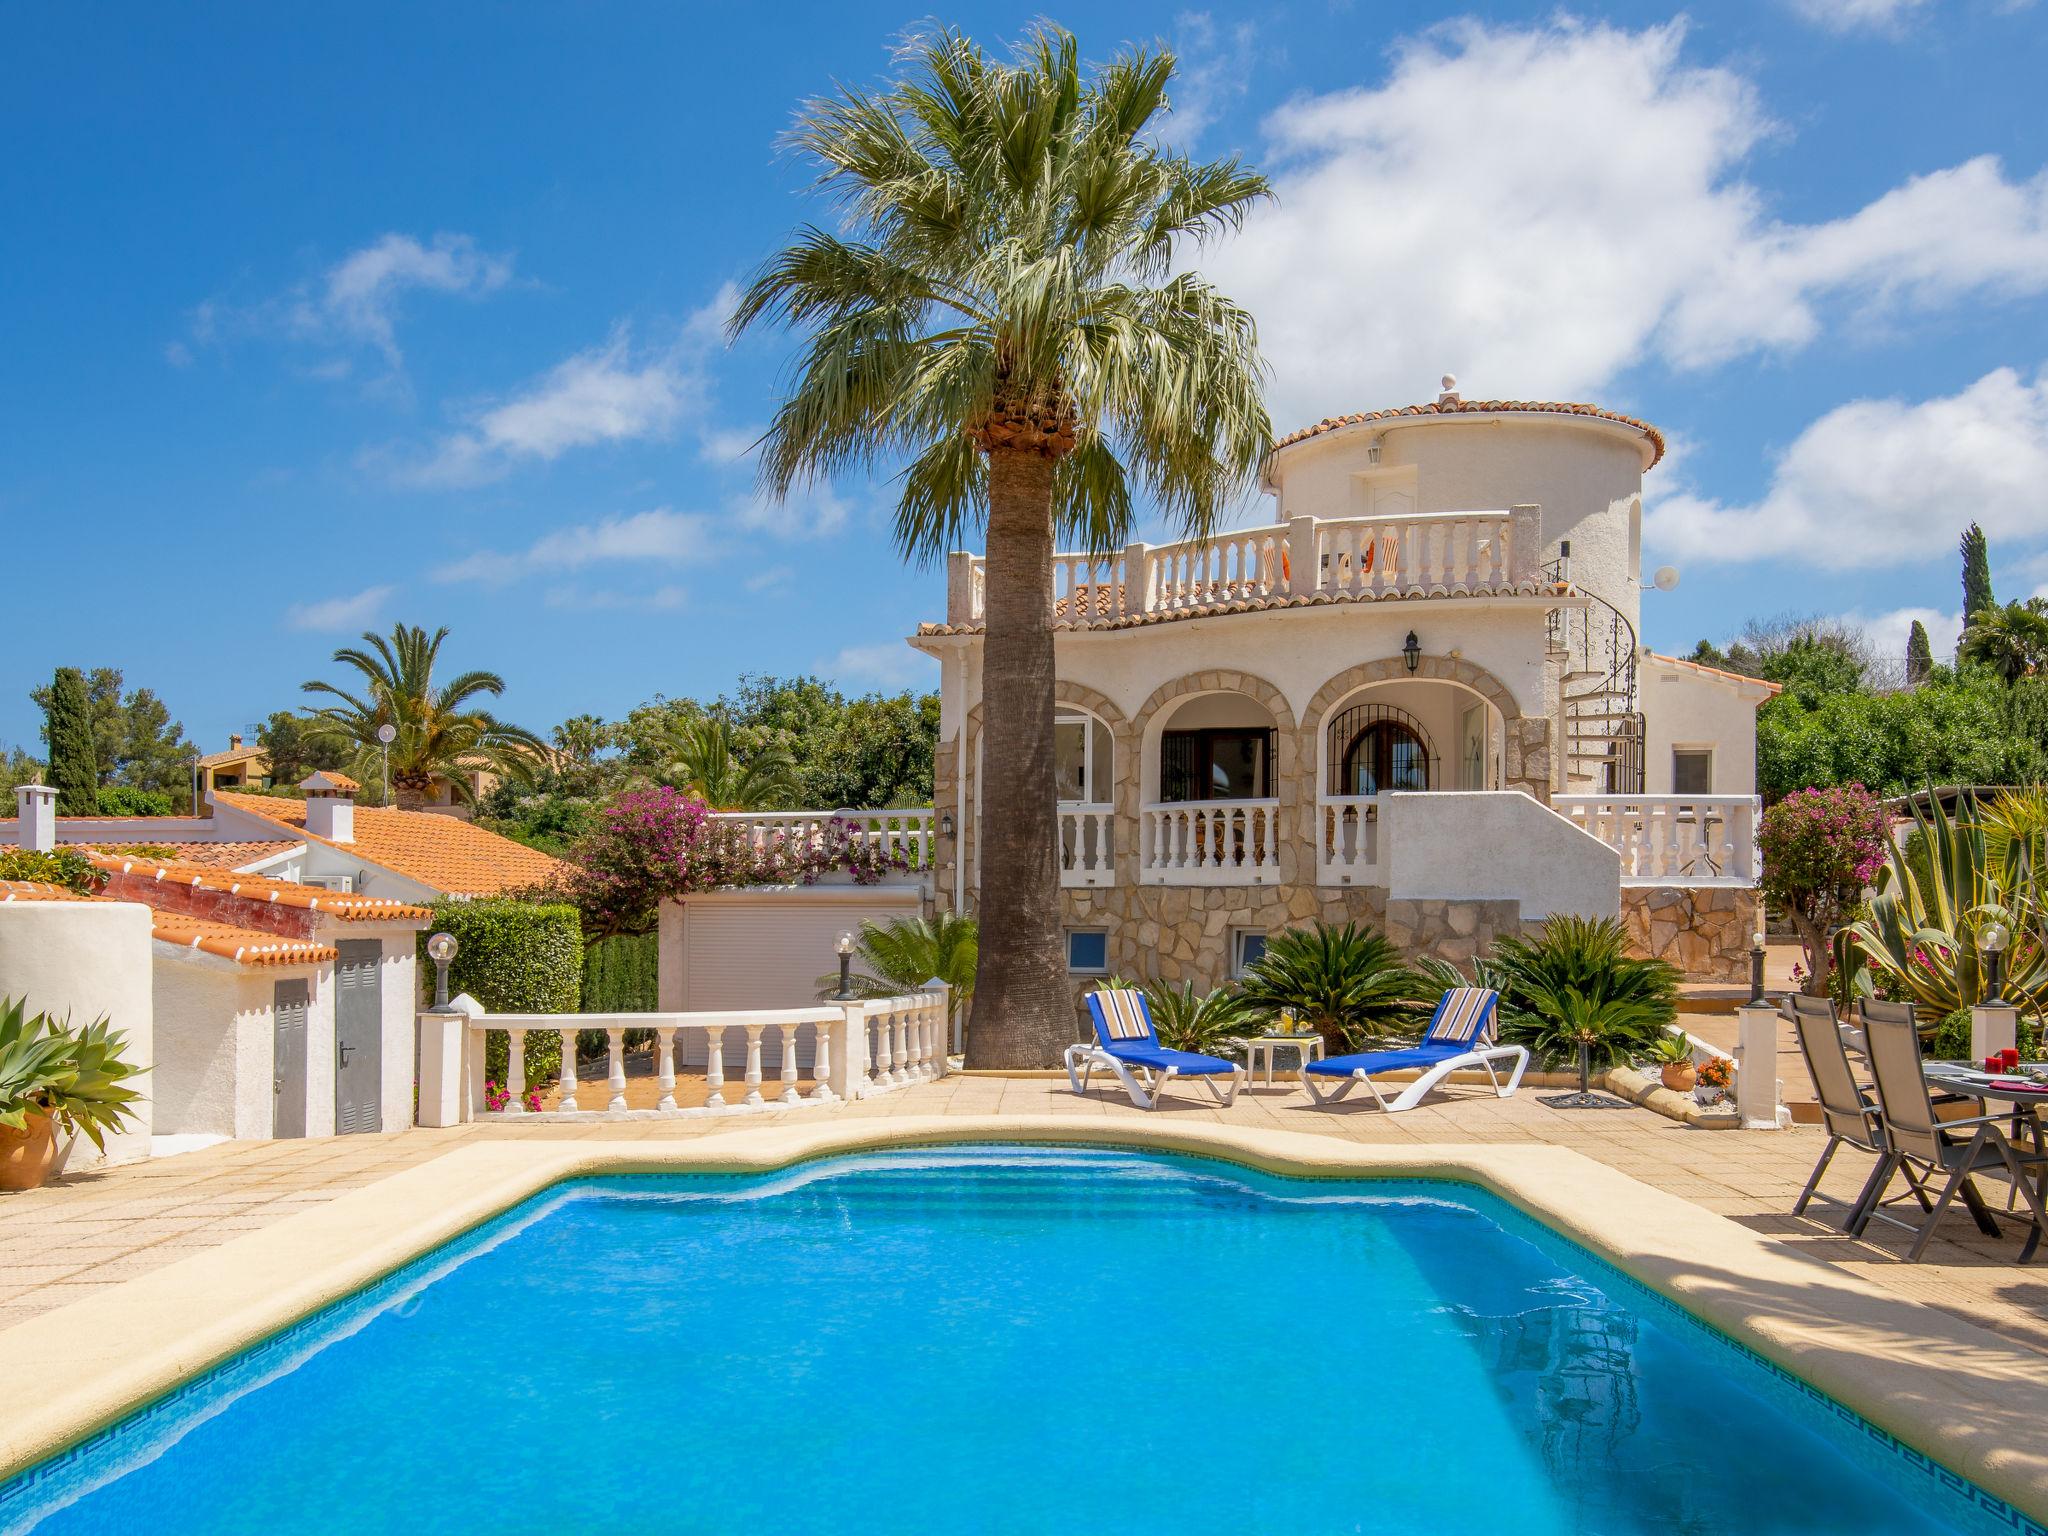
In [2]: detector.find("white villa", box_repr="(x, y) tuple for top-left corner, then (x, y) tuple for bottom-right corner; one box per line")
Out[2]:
(908, 383), (1777, 997)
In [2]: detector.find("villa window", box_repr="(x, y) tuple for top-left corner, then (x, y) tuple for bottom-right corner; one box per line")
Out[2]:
(1673, 748), (1714, 795)
(1053, 711), (1114, 803)
(1230, 930), (1267, 977)
(1065, 928), (1110, 975)
(1340, 721), (1431, 795)
(1160, 728), (1275, 802)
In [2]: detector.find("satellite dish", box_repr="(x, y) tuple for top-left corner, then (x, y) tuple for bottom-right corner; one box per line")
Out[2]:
(1653, 566), (1680, 592)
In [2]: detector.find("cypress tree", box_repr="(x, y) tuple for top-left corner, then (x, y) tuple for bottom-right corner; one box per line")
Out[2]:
(1961, 523), (1995, 626)
(45, 667), (99, 815)
(1905, 620), (1933, 685)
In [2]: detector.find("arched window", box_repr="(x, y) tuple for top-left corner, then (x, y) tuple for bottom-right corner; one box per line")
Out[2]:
(1327, 702), (1435, 795)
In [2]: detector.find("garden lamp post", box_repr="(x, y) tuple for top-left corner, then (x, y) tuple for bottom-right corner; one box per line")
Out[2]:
(427, 931), (458, 1010)
(833, 931), (857, 1001)
(376, 722), (396, 806)
(1749, 925), (1767, 1006)
(1982, 922), (2009, 1005)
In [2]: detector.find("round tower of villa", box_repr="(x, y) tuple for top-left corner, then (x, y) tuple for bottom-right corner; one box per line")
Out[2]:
(1262, 379), (1663, 634)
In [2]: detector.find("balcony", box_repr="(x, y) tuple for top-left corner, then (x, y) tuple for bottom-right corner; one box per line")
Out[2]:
(1058, 803), (1115, 888)
(1551, 795), (1761, 887)
(1139, 799), (1282, 886)
(939, 506), (1544, 630)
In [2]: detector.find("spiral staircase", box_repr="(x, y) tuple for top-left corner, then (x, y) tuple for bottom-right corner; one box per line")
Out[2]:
(1549, 578), (1645, 793)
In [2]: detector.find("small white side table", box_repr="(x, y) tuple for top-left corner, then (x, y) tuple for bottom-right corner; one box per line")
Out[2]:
(1243, 1033), (1324, 1088)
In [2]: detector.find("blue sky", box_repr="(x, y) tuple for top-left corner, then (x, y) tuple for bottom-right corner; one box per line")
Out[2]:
(5, 0), (2047, 757)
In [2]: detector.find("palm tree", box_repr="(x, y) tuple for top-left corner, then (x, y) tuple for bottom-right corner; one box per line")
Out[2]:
(302, 625), (543, 810)
(816, 913), (979, 1043)
(1961, 600), (2048, 683)
(661, 717), (800, 809)
(731, 28), (1271, 1067)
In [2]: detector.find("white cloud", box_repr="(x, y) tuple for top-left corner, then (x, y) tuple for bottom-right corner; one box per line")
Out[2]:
(285, 584), (394, 633)
(822, 642), (935, 692)
(1833, 605), (1962, 661)
(745, 564), (796, 593)
(304, 233), (513, 365)
(400, 327), (699, 487)
(1207, 18), (2048, 426)
(542, 584), (688, 612)
(698, 424), (760, 466)
(1161, 12), (1257, 147)
(435, 507), (716, 584)
(1784, 0), (1934, 34)
(734, 485), (852, 539)
(1644, 365), (2048, 570)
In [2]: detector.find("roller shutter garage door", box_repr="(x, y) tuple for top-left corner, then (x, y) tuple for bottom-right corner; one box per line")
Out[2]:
(674, 890), (924, 1072)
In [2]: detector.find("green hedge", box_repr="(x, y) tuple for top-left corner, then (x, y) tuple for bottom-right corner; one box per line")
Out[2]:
(419, 898), (583, 1091)
(582, 933), (658, 1013)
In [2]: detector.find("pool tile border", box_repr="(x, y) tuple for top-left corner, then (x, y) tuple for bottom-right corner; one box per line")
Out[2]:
(4, 1117), (2047, 1528)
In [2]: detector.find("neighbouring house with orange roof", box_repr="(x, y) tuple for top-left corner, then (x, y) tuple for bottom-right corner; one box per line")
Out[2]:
(193, 731), (501, 816)
(0, 821), (432, 1161)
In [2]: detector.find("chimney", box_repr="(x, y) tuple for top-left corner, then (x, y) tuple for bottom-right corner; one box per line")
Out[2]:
(300, 771), (357, 844)
(229, 733), (243, 751)
(14, 784), (57, 853)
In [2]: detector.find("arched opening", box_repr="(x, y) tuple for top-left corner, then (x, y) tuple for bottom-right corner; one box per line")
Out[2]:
(1054, 707), (1115, 882)
(1329, 702), (1435, 795)
(1144, 690), (1282, 881)
(1316, 679), (1505, 881)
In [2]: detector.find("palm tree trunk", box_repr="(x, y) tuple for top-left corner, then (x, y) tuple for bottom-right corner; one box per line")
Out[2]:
(965, 447), (1073, 1068)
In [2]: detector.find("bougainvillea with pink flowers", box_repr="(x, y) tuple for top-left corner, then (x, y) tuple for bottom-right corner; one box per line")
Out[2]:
(1758, 783), (1890, 999)
(563, 785), (909, 936)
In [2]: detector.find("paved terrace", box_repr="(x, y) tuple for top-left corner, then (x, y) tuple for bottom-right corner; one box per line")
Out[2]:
(6, 1072), (2046, 1357)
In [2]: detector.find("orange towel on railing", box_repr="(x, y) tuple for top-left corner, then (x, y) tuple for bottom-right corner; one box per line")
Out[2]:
(1280, 547), (1290, 584)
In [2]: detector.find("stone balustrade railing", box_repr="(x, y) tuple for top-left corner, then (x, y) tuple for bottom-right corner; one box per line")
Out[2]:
(1140, 798), (1282, 885)
(414, 987), (951, 1126)
(708, 808), (935, 871)
(946, 506), (1541, 627)
(1552, 794), (1762, 887)
(1059, 802), (1115, 887)
(1316, 793), (1385, 884)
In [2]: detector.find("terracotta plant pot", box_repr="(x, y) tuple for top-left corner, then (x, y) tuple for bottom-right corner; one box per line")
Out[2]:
(0, 1111), (59, 1192)
(1660, 1062), (1697, 1094)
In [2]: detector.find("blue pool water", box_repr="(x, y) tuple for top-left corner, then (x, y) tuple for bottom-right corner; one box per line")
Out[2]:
(1, 1147), (2034, 1535)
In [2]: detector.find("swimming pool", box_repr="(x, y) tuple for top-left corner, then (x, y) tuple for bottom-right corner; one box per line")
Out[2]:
(0, 1146), (2033, 1535)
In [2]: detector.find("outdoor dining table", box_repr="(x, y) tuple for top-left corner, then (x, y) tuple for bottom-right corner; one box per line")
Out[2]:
(1920, 1060), (2048, 1226)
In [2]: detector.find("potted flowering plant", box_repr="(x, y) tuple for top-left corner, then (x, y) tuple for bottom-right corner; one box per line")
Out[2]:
(1645, 1033), (1697, 1093)
(1693, 1053), (1734, 1106)
(0, 997), (146, 1191)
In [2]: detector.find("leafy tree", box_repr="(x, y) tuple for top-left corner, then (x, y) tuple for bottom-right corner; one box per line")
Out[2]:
(1961, 521), (1995, 635)
(1960, 600), (2048, 683)
(0, 746), (45, 799)
(42, 668), (98, 815)
(302, 625), (544, 810)
(256, 710), (349, 786)
(1758, 784), (1891, 998)
(731, 28), (1272, 1068)
(659, 716), (801, 809)
(1905, 619), (1933, 685)
(1236, 922), (1428, 1050)
(96, 786), (172, 816)
(806, 692), (940, 808)
(551, 714), (612, 764)
(31, 667), (190, 798)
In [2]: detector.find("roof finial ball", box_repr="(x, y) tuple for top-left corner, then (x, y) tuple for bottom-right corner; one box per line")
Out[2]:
(1437, 373), (1460, 405)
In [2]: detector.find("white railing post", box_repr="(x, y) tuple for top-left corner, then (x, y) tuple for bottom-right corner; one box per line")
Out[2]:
(1287, 516), (1318, 597)
(924, 981), (952, 1076)
(778, 1022), (802, 1104)
(606, 1028), (627, 1112)
(655, 1025), (678, 1111)
(558, 1027), (579, 1112)
(743, 1024), (766, 1105)
(416, 996), (479, 1128)
(947, 551), (979, 626)
(706, 1026), (727, 1107)
(812, 1015), (837, 1102)
(835, 1003), (869, 1100)
(1508, 504), (1541, 585)
(504, 1029), (527, 1114)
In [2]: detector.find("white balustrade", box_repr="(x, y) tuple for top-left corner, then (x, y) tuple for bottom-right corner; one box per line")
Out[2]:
(1316, 794), (1385, 884)
(447, 989), (952, 1123)
(1140, 799), (1282, 885)
(950, 508), (1531, 628)
(707, 809), (934, 873)
(1552, 795), (1762, 886)
(1058, 802), (1116, 886)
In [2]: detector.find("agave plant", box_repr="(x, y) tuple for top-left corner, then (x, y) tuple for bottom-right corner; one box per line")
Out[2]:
(0, 998), (146, 1151)
(1846, 788), (2048, 1019)
(1484, 916), (1679, 1069)
(1236, 922), (1430, 1050)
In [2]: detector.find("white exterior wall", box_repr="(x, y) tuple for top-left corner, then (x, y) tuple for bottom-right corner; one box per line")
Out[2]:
(0, 901), (154, 1168)
(1381, 791), (1620, 918)
(152, 956), (309, 1139)
(1269, 414), (1650, 624)
(1638, 662), (1770, 795)
(314, 919), (424, 1134)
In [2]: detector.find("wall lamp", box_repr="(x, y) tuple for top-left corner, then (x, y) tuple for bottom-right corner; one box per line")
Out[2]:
(1403, 631), (1421, 673)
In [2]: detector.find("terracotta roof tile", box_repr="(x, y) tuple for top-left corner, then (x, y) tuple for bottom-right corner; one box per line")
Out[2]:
(1270, 398), (1665, 466)
(81, 851), (433, 921)
(197, 745), (267, 769)
(92, 840), (302, 869)
(918, 579), (1553, 637)
(0, 880), (102, 903)
(1646, 651), (1784, 694)
(212, 792), (566, 897)
(149, 913), (337, 968)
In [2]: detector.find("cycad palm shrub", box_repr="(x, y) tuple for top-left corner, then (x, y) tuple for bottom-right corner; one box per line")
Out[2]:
(1236, 922), (1430, 1050)
(1134, 979), (1258, 1055)
(817, 914), (978, 1044)
(1484, 915), (1679, 1069)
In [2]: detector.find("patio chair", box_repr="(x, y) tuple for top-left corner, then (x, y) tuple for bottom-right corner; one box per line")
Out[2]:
(1064, 989), (1244, 1111)
(1859, 1000), (2048, 1263)
(1785, 994), (1930, 1232)
(1300, 987), (1528, 1112)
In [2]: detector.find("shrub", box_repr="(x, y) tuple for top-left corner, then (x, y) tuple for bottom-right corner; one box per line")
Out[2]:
(0, 848), (107, 896)
(96, 785), (173, 817)
(1758, 784), (1889, 999)
(420, 899), (583, 1087)
(1483, 915), (1680, 1070)
(0, 997), (146, 1152)
(582, 933), (659, 1013)
(1236, 922), (1430, 1050)
(1928, 1005), (2043, 1062)
(1132, 979), (1258, 1055)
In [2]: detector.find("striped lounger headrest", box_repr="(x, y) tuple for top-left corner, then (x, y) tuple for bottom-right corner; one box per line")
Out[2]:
(1427, 988), (1497, 1046)
(1093, 988), (1153, 1042)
